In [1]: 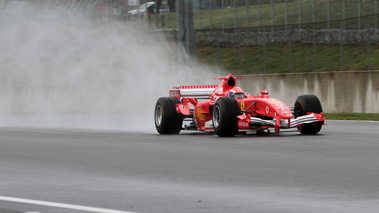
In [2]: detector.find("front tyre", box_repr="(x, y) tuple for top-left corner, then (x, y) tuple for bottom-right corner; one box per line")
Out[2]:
(294, 94), (323, 135)
(212, 97), (240, 137)
(154, 97), (183, 134)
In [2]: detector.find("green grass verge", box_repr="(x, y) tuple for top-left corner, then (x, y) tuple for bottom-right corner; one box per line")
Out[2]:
(197, 43), (379, 75)
(324, 113), (379, 121)
(161, 0), (378, 30)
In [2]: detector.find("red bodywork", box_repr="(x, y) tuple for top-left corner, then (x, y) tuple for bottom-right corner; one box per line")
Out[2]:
(169, 74), (325, 133)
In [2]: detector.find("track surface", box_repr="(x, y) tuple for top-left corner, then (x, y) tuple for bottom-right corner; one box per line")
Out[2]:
(1, 120), (379, 213)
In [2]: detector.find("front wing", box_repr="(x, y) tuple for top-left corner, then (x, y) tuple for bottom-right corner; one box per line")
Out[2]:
(238, 113), (325, 132)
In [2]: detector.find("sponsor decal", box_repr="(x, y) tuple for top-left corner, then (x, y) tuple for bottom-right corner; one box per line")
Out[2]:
(276, 104), (284, 107)
(180, 105), (186, 110)
(240, 102), (245, 111)
(266, 106), (270, 114)
(170, 90), (180, 98)
(239, 122), (249, 127)
(170, 91), (179, 96)
(267, 99), (281, 104)
(270, 101), (281, 104)
(196, 107), (206, 122)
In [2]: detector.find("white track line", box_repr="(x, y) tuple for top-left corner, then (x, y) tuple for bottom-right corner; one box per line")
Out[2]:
(0, 196), (137, 213)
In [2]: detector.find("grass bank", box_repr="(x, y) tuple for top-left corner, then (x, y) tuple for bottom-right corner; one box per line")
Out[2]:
(197, 43), (379, 75)
(161, 0), (378, 30)
(324, 113), (379, 121)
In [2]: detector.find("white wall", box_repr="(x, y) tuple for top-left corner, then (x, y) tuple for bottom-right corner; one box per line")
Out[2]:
(239, 71), (379, 113)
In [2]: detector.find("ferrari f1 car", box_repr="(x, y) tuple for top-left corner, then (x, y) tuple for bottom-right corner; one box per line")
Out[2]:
(154, 74), (325, 137)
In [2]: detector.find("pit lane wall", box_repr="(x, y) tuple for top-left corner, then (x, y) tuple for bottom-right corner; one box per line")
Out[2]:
(239, 71), (379, 113)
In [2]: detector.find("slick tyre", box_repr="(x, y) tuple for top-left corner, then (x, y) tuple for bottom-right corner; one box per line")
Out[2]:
(294, 94), (323, 135)
(155, 97), (183, 134)
(212, 97), (240, 137)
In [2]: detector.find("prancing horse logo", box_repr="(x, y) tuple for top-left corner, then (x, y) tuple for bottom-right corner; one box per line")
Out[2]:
(240, 102), (245, 111)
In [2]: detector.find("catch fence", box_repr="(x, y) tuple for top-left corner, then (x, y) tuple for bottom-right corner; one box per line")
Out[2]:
(188, 0), (379, 74)
(3, 0), (379, 74)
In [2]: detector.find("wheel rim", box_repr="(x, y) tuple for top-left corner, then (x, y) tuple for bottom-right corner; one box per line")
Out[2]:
(294, 102), (305, 118)
(155, 105), (162, 126)
(213, 105), (221, 128)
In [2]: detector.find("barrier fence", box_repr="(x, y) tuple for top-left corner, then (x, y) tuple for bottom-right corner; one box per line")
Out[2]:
(2, 0), (379, 74)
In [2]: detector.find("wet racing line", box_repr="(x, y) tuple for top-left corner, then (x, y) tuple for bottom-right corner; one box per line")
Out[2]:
(1, 120), (379, 213)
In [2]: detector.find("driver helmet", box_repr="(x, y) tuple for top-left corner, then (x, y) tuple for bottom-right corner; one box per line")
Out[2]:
(228, 87), (244, 98)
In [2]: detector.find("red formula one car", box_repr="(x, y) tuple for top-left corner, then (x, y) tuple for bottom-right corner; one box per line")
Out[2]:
(154, 74), (325, 137)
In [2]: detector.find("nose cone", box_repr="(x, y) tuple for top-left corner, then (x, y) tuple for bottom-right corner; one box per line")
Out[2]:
(277, 109), (293, 119)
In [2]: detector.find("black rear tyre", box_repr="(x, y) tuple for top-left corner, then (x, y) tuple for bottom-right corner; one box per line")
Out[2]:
(212, 97), (240, 137)
(154, 97), (183, 134)
(294, 94), (323, 135)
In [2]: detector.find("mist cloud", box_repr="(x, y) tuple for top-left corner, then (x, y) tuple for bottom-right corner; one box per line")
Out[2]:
(0, 3), (221, 131)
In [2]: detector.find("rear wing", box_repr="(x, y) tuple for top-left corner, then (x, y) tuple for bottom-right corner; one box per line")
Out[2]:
(169, 85), (218, 99)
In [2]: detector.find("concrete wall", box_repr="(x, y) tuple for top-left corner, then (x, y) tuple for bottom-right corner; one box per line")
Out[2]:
(238, 71), (379, 113)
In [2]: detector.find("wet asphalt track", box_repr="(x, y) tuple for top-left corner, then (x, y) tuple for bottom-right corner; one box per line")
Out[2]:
(0, 120), (379, 213)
